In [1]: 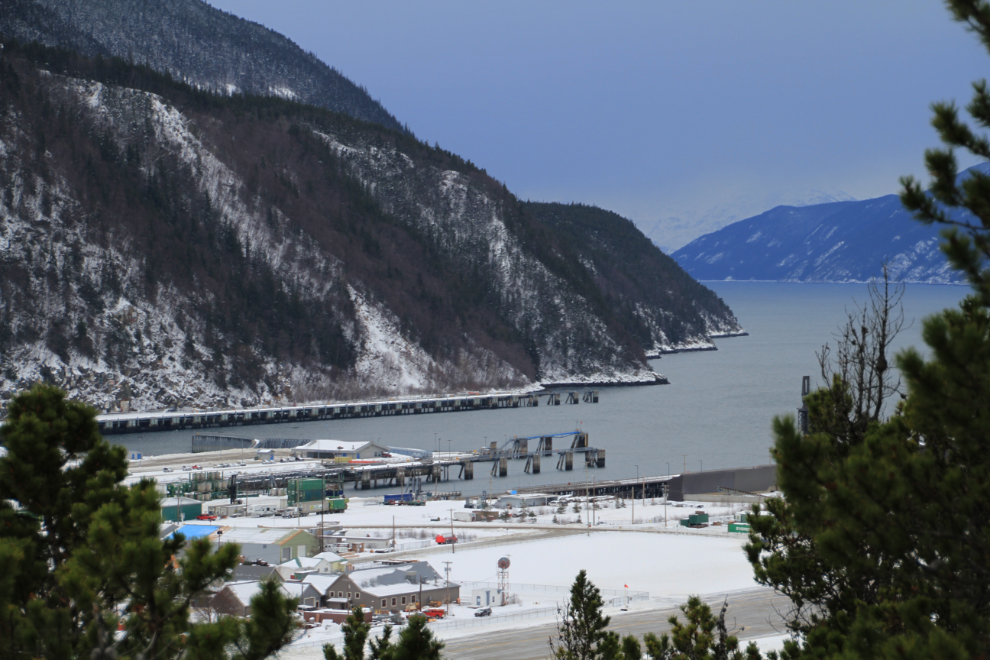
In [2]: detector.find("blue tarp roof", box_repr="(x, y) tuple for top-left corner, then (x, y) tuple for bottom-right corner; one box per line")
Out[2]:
(171, 525), (219, 540)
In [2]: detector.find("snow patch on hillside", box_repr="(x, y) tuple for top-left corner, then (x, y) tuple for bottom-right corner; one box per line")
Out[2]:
(349, 287), (436, 392)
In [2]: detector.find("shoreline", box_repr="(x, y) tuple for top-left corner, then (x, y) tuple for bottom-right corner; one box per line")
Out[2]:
(644, 330), (749, 359)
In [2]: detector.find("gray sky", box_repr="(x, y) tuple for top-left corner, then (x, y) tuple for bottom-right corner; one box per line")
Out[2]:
(207, 1), (987, 249)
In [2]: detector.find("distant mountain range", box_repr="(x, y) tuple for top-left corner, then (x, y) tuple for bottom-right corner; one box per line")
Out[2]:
(669, 169), (989, 283)
(0, 0), (405, 132)
(644, 188), (857, 254)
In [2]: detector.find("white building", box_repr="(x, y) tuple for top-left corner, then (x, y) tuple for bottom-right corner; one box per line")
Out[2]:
(496, 493), (558, 509)
(275, 555), (335, 580)
(291, 439), (389, 462)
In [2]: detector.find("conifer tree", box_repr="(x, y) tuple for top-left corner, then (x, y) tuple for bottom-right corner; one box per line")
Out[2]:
(744, 3), (990, 656)
(641, 597), (760, 660)
(389, 614), (444, 660)
(0, 384), (298, 659)
(550, 570), (629, 660)
(368, 623), (394, 660)
(324, 607), (371, 660)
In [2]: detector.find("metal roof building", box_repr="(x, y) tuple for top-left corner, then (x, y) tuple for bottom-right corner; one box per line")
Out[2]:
(291, 439), (388, 461)
(215, 528), (320, 564)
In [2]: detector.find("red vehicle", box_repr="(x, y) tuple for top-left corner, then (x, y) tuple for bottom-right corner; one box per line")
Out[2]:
(435, 534), (457, 545)
(196, 514), (218, 521)
(422, 608), (446, 619)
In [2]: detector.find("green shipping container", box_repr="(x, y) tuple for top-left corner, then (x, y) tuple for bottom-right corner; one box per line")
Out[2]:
(679, 513), (710, 527)
(728, 522), (751, 534)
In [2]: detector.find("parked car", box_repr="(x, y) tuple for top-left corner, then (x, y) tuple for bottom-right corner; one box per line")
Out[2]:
(474, 608), (492, 617)
(162, 467), (172, 472)
(196, 514), (218, 521)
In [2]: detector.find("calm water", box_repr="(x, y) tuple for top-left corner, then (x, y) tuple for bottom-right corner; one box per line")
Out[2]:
(116, 282), (968, 496)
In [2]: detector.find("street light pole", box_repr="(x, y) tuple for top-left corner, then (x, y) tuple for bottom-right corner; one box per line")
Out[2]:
(699, 459), (703, 473)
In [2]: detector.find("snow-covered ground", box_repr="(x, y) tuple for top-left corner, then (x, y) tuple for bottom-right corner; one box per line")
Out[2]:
(169, 491), (767, 657)
(444, 531), (756, 601)
(280, 526), (763, 658)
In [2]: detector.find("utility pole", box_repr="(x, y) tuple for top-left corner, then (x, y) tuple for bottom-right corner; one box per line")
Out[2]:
(633, 465), (638, 525)
(450, 509), (455, 554)
(443, 561), (453, 617)
(392, 515), (396, 551)
(585, 463), (590, 536)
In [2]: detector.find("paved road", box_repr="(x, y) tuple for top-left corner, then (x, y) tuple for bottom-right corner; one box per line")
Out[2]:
(442, 589), (793, 660)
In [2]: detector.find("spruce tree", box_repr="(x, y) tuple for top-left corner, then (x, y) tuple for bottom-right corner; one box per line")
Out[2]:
(744, 3), (990, 656)
(0, 384), (298, 659)
(324, 606), (371, 660)
(389, 614), (444, 660)
(641, 597), (760, 660)
(550, 570), (630, 660)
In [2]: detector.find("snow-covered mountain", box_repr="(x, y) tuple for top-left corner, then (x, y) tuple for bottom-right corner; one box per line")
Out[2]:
(669, 176), (985, 283)
(0, 43), (741, 414)
(0, 0), (404, 132)
(645, 189), (857, 254)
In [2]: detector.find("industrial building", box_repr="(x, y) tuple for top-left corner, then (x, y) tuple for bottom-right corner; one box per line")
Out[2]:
(496, 493), (558, 509)
(291, 439), (388, 461)
(160, 496), (203, 523)
(215, 528), (320, 564)
(665, 465), (777, 502)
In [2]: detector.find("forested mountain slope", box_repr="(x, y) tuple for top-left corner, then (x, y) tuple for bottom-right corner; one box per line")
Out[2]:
(523, 203), (743, 355)
(0, 43), (739, 413)
(0, 0), (404, 132)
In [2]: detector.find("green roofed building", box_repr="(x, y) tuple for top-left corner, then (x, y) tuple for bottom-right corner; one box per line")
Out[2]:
(161, 496), (203, 523)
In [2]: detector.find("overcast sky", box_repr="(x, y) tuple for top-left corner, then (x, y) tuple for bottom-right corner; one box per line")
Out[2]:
(207, 1), (987, 248)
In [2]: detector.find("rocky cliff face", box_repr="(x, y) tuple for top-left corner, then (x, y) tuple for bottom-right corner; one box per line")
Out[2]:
(0, 44), (742, 414)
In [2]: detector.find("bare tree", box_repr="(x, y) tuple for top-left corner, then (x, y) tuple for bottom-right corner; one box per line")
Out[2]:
(813, 262), (906, 443)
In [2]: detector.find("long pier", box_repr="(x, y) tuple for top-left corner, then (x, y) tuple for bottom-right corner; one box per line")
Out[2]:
(95, 390), (599, 436)
(185, 430), (607, 498)
(514, 475), (674, 500)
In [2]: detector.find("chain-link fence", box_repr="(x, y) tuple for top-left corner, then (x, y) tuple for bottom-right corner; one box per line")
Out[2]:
(426, 606), (559, 633)
(459, 580), (648, 601)
(287, 631), (344, 650)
